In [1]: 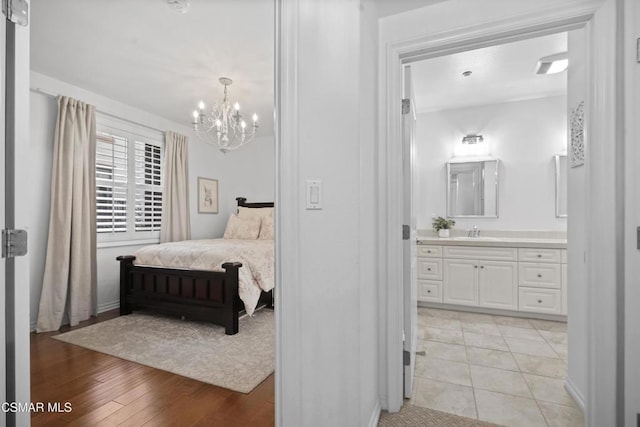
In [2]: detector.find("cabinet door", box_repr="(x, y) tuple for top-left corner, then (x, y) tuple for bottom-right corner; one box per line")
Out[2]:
(478, 261), (518, 310)
(443, 259), (477, 306)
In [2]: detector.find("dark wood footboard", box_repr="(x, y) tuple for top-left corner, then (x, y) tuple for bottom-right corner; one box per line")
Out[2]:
(117, 255), (242, 335)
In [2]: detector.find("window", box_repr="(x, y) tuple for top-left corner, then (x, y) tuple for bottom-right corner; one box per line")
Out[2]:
(96, 114), (164, 244)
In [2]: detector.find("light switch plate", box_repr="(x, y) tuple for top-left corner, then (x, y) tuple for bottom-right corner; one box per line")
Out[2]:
(306, 180), (322, 210)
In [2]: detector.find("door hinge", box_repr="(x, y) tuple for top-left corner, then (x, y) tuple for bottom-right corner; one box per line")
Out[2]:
(2, 229), (28, 258)
(401, 98), (410, 115)
(402, 224), (410, 240)
(403, 350), (410, 366)
(2, 0), (28, 26)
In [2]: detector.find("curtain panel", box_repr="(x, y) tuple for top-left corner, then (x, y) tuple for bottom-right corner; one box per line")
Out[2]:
(160, 131), (191, 242)
(37, 96), (97, 332)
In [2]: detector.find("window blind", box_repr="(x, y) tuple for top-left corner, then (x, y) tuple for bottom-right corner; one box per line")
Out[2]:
(134, 141), (163, 232)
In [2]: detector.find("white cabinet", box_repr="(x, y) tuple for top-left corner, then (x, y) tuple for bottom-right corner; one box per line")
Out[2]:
(478, 261), (518, 310)
(443, 258), (517, 310)
(418, 241), (567, 317)
(443, 259), (477, 306)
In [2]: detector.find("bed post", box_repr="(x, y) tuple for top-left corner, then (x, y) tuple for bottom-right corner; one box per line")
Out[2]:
(222, 261), (242, 335)
(117, 255), (136, 316)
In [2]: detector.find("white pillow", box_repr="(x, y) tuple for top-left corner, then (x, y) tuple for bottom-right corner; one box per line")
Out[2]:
(258, 215), (274, 240)
(237, 206), (274, 219)
(223, 214), (261, 239)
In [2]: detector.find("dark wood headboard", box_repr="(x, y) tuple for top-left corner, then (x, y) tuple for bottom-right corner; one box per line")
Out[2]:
(236, 197), (274, 209)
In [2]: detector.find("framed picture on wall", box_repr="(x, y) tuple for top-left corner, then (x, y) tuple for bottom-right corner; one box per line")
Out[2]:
(197, 177), (218, 214)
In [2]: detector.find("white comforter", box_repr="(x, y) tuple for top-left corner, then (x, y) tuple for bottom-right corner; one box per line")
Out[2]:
(133, 239), (274, 316)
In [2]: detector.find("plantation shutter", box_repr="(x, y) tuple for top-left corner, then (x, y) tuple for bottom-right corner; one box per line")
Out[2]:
(96, 133), (128, 233)
(134, 141), (163, 231)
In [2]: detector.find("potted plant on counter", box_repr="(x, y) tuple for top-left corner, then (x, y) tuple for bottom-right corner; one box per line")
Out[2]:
(432, 216), (455, 238)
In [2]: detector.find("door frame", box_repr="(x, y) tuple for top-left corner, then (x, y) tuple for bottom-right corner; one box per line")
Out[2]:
(378, 2), (623, 424)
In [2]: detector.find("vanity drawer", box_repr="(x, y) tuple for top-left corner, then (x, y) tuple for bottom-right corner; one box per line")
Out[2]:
(418, 280), (442, 303)
(518, 248), (562, 263)
(519, 263), (561, 289)
(418, 258), (442, 280)
(418, 245), (442, 258)
(443, 246), (517, 261)
(519, 287), (562, 314)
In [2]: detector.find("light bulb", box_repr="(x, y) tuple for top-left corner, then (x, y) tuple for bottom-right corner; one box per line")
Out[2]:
(252, 113), (258, 123)
(241, 120), (246, 129)
(192, 110), (199, 122)
(198, 101), (205, 110)
(234, 102), (240, 111)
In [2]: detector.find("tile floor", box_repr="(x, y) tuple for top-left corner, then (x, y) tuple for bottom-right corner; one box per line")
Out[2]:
(409, 307), (584, 427)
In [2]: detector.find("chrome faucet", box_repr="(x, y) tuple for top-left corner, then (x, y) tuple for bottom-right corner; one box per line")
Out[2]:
(468, 225), (480, 238)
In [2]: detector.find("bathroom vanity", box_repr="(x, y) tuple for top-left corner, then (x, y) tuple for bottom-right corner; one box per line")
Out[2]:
(417, 236), (567, 318)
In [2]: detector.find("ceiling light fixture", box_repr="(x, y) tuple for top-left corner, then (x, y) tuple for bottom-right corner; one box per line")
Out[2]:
(192, 77), (259, 153)
(462, 134), (484, 145)
(536, 52), (568, 75)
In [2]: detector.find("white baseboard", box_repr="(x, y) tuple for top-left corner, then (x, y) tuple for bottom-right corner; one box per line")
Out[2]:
(565, 376), (586, 413)
(368, 400), (381, 427)
(98, 300), (120, 314)
(29, 301), (119, 333)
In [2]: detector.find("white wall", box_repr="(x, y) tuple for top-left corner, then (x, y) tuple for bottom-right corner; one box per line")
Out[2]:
(416, 95), (567, 232)
(277, 0), (379, 425)
(29, 71), (274, 329)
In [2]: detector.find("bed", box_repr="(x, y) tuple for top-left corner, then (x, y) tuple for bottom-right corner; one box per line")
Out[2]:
(117, 197), (274, 335)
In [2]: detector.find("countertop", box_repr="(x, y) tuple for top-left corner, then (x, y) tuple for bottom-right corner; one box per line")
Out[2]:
(417, 236), (567, 249)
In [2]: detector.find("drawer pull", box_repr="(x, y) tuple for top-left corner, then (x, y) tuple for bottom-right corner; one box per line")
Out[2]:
(427, 268), (431, 271)
(480, 265), (484, 269)
(427, 290), (431, 294)
(427, 250), (432, 253)
(474, 265), (478, 269)
(537, 254), (542, 258)
(537, 274), (542, 278)
(537, 299), (543, 303)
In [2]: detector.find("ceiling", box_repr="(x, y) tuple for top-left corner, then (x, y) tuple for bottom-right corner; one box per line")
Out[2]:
(411, 32), (568, 113)
(31, 0), (274, 136)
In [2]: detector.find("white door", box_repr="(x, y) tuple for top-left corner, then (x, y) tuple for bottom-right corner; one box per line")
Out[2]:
(2, 4), (31, 427)
(402, 65), (417, 398)
(478, 261), (518, 310)
(443, 259), (477, 306)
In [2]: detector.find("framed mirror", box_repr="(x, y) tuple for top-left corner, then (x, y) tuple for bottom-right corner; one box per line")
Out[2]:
(446, 159), (499, 218)
(555, 154), (568, 218)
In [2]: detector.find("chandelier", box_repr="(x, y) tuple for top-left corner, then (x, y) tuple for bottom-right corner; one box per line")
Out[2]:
(191, 77), (258, 153)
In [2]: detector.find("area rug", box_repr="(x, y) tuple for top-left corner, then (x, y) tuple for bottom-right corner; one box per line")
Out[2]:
(53, 309), (274, 393)
(379, 404), (499, 427)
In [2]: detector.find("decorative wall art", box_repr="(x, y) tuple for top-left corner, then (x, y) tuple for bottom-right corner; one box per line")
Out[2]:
(570, 101), (585, 168)
(198, 177), (219, 214)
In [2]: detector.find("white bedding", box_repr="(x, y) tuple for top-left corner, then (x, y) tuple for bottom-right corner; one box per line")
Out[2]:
(133, 239), (274, 316)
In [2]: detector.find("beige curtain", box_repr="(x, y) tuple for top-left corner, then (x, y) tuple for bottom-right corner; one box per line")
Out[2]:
(36, 97), (97, 332)
(160, 131), (191, 242)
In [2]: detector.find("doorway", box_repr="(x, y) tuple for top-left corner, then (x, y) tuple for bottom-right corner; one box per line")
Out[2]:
(381, 2), (623, 426)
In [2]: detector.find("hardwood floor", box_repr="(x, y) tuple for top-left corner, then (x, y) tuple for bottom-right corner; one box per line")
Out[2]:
(30, 310), (274, 426)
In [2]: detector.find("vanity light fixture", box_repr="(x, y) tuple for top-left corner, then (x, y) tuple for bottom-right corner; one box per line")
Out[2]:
(462, 134), (484, 145)
(536, 52), (568, 75)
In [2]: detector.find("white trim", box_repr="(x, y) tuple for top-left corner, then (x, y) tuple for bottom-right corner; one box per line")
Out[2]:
(379, 1), (603, 415)
(368, 400), (382, 427)
(275, 0), (302, 426)
(566, 376), (586, 413)
(98, 300), (120, 314)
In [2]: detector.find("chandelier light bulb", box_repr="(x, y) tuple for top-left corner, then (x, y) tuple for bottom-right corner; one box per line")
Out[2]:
(240, 120), (246, 130)
(234, 102), (240, 111)
(192, 110), (199, 122)
(198, 101), (205, 110)
(252, 113), (258, 123)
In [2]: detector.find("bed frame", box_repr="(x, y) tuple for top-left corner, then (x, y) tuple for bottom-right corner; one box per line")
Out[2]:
(117, 197), (274, 335)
